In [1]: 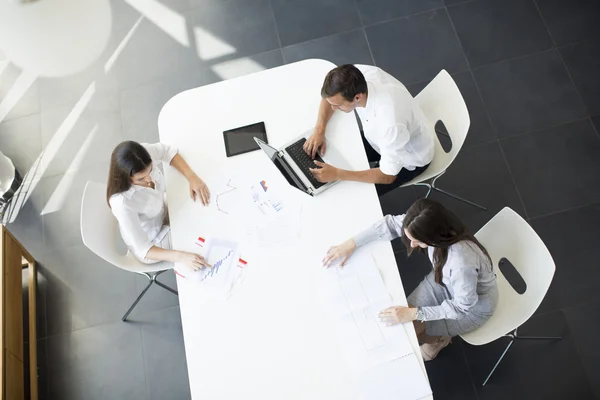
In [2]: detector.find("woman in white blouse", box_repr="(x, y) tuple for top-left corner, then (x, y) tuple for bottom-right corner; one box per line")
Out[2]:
(107, 141), (211, 271)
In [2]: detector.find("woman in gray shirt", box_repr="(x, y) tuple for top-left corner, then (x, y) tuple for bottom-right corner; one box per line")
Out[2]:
(323, 199), (498, 361)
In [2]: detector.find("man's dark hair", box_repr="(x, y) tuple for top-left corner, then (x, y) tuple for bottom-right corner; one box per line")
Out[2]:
(320, 64), (367, 102)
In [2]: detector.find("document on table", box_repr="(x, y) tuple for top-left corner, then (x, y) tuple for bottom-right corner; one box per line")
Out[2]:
(210, 174), (287, 220)
(178, 238), (246, 300)
(245, 203), (302, 248)
(209, 174), (302, 248)
(320, 250), (432, 400)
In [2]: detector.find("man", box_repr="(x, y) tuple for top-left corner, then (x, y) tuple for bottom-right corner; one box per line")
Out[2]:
(304, 64), (434, 196)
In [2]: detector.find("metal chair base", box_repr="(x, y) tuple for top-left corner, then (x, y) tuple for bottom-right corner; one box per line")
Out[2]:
(414, 170), (487, 211)
(122, 270), (178, 321)
(482, 327), (562, 386)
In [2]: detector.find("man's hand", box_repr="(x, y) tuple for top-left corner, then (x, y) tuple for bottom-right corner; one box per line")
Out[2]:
(309, 161), (340, 183)
(303, 129), (327, 158)
(188, 175), (210, 205)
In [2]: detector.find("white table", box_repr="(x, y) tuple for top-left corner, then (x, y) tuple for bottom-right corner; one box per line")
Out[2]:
(158, 59), (431, 400)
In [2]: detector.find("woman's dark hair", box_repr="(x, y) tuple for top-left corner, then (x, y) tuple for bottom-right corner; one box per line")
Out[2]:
(401, 199), (492, 286)
(106, 141), (152, 205)
(321, 64), (367, 102)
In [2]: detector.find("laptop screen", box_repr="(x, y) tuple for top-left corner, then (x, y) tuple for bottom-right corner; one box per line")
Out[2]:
(272, 156), (308, 193)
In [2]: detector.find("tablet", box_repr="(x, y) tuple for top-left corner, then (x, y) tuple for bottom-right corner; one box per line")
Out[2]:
(223, 122), (268, 157)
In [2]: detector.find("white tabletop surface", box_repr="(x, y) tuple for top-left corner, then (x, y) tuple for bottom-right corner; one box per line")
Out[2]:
(158, 59), (431, 400)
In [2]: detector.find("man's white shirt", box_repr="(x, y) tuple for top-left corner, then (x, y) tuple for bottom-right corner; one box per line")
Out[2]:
(354, 65), (434, 176)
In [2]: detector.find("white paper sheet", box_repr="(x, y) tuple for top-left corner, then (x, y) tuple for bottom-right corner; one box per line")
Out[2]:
(249, 179), (285, 216)
(183, 238), (244, 299)
(320, 250), (431, 400)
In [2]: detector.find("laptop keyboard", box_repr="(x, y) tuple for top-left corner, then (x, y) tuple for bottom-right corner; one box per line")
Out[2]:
(285, 138), (326, 189)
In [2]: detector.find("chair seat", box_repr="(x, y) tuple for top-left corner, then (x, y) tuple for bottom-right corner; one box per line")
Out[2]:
(461, 207), (556, 345)
(81, 181), (175, 274)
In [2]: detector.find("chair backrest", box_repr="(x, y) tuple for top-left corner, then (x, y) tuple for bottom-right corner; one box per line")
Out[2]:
(402, 69), (470, 186)
(80, 181), (171, 274)
(461, 208), (556, 345)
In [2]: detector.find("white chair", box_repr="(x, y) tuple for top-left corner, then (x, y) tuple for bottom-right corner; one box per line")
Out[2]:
(80, 181), (177, 321)
(462, 207), (561, 386)
(403, 69), (486, 211)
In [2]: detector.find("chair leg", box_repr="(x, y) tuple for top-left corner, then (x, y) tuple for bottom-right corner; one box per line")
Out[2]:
(122, 275), (153, 322)
(514, 335), (562, 341)
(122, 271), (179, 322)
(151, 270), (178, 295)
(413, 182), (433, 198)
(482, 339), (515, 386)
(430, 186), (487, 211)
(154, 277), (178, 295)
(481, 329), (562, 386)
(411, 171), (486, 211)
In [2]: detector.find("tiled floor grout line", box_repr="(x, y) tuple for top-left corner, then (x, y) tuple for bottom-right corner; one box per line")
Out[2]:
(554, 304), (598, 396)
(531, 0), (556, 45)
(267, 0), (284, 62)
(445, 6), (471, 71)
(445, 1), (531, 221)
(496, 115), (593, 141)
(591, 116), (600, 140)
(470, 47), (556, 72)
(561, 299), (600, 315)
(361, 6), (448, 30)
(528, 199), (600, 221)
(362, 27), (376, 66)
(459, 341), (482, 400)
(522, 308), (597, 396)
(496, 142), (530, 221)
(532, 0), (595, 140)
(445, 0), (478, 7)
(42, 304), (182, 340)
(139, 324), (151, 400)
(280, 27), (362, 51)
(276, 48), (285, 66)
(352, 0), (365, 26)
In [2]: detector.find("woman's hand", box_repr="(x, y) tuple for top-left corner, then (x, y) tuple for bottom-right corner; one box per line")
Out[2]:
(322, 239), (356, 267)
(189, 175), (210, 205)
(378, 306), (418, 326)
(178, 251), (211, 271)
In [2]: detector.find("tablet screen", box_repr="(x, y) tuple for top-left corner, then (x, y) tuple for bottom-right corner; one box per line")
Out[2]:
(223, 122), (268, 157)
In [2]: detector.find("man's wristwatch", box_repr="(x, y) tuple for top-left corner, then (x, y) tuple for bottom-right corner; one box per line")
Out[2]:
(415, 308), (424, 322)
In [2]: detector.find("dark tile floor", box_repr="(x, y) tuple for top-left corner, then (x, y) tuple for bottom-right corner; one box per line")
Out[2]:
(2, 0), (600, 399)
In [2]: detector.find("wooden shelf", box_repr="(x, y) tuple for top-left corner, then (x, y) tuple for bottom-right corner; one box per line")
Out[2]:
(1, 227), (37, 400)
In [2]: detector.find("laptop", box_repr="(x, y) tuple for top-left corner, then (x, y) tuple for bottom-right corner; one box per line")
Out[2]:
(254, 130), (348, 196)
